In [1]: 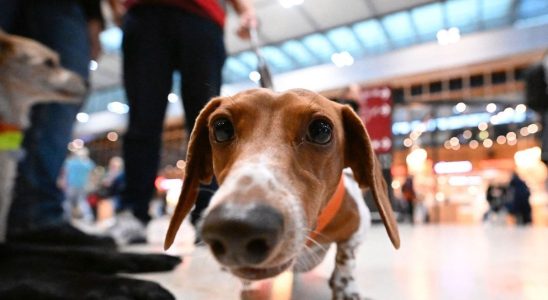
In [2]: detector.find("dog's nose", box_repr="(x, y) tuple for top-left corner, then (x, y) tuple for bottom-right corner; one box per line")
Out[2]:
(201, 203), (284, 266)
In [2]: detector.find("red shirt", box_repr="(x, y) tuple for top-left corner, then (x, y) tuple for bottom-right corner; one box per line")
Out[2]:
(125, 0), (226, 27)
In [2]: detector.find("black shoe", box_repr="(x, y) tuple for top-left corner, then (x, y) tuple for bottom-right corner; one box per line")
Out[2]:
(7, 223), (116, 249)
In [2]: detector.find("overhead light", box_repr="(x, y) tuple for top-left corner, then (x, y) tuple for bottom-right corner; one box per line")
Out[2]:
(462, 130), (472, 139)
(279, 0), (304, 8)
(469, 140), (479, 149)
(434, 161), (472, 174)
(527, 123), (539, 134)
(331, 51), (354, 67)
(514, 147), (541, 168)
(486, 103), (497, 113)
(89, 60), (98, 71)
(454, 102), (466, 113)
(107, 131), (118, 142)
(249, 71), (261, 83)
(436, 27), (460, 45)
(76, 112), (89, 123)
(403, 138), (413, 147)
(497, 135), (507, 144)
(72, 139), (84, 149)
(107, 101), (129, 114)
(406, 148), (427, 169)
(167, 93), (179, 103)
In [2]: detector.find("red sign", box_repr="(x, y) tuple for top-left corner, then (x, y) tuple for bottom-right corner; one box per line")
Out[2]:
(356, 87), (393, 154)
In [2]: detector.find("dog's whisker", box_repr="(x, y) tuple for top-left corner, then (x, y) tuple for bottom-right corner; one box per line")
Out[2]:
(305, 229), (332, 242)
(284, 227), (331, 254)
(296, 243), (324, 271)
(298, 246), (316, 270)
(304, 235), (329, 253)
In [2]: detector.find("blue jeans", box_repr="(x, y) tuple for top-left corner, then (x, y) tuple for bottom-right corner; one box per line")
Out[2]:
(121, 5), (225, 223)
(7, 0), (90, 231)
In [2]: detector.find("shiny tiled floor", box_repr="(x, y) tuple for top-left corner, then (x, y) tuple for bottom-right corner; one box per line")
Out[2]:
(124, 218), (548, 300)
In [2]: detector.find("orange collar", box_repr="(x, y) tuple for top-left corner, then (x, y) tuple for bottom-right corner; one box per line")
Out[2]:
(309, 175), (345, 241)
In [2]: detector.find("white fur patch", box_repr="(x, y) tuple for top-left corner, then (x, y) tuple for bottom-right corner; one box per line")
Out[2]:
(205, 153), (305, 266)
(343, 168), (371, 247)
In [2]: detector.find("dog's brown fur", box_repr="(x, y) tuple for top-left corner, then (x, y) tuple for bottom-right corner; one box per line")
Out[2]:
(165, 88), (399, 299)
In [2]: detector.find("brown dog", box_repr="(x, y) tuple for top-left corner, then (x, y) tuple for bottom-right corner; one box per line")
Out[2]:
(0, 30), (86, 241)
(165, 88), (400, 299)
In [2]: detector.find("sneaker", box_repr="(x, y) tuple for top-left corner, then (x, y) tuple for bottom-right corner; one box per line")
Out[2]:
(107, 211), (147, 246)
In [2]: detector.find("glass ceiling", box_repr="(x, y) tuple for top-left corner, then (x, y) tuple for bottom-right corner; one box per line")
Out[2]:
(90, 0), (548, 115)
(221, 0), (548, 84)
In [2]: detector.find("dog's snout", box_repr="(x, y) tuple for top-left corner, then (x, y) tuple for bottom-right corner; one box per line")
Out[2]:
(201, 203), (284, 266)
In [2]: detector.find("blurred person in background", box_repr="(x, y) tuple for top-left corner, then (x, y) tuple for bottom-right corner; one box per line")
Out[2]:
(1, 0), (115, 248)
(506, 172), (532, 225)
(401, 176), (416, 225)
(106, 0), (257, 245)
(60, 148), (96, 223)
(99, 156), (125, 208)
(483, 183), (506, 223)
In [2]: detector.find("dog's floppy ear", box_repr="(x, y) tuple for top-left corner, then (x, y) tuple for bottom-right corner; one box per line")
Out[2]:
(341, 106), (400, 249)
(164, 98), (222, 250)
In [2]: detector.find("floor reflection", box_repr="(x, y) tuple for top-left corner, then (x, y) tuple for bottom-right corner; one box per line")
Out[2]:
(125, 218), (548, 300)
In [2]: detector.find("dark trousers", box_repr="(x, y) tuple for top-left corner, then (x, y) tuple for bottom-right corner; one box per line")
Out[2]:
(121, 6), (225, 223)
(407, 201), (414, 224)
(5, 0), (89, 231)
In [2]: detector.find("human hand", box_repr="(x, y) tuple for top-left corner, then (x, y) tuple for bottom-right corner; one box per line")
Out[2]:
(108, 0), (127, 27)
(88, 19), (103, 60)
(236, 10), (257, 40)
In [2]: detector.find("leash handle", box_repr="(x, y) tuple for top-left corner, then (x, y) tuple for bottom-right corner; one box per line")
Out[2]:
(248, 27), (274, 90)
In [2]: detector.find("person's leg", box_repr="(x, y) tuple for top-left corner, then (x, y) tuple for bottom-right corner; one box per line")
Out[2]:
(6, 0), (115, 248)
(76, 188), (93, 222)
(8, 0), (88, 231)
(121, 6), (174, 225)
(175, 13), (225, 132)
(63, 186), (77, 220)
(174, 12), (225, 228)
(0, 0), (20, 31)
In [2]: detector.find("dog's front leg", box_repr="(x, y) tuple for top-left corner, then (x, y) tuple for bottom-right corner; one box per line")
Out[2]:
(329, 240), (361, 300)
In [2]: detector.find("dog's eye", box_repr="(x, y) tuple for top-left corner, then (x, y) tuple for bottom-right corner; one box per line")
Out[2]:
(213, 118), (234, 143)
(44, 58), (55, 68)
(307, 119), (332, 145)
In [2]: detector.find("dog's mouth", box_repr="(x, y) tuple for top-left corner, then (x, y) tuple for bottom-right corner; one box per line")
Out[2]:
(230, 258), (294, 280)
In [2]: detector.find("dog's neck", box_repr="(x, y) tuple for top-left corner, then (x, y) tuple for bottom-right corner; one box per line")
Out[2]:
(0, 84), (18, 127)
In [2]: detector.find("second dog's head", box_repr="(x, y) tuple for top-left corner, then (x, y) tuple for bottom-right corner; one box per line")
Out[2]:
(0, 30), (86, 127)
(165, 89), (399, 280)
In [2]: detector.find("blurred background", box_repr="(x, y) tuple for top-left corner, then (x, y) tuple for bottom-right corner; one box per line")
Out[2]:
(73, 0), (547, 228)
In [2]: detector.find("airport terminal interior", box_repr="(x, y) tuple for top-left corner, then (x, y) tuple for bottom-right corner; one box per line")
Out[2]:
(1, 0), (548, 299)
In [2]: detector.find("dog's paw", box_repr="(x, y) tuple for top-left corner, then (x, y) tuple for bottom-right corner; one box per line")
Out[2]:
(329, 275), (362, 300)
